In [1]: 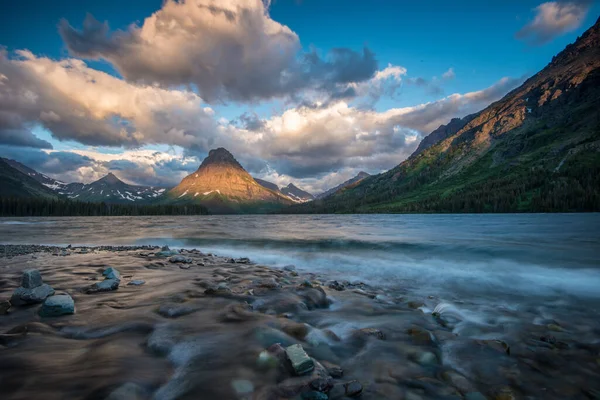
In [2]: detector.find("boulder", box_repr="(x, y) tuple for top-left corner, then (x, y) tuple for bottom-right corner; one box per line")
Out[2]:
(11, 284), (55, 306)
(102, 267), (121, 280)
(285, 344), (314, 375)
(21, 269), (43, 289)
(39, 294), (75, 317)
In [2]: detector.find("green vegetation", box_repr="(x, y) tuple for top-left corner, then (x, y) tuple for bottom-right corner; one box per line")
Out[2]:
(0, 197), (209, 217)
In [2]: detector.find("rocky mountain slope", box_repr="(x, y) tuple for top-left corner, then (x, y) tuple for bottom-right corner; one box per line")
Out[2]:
(290, 18), (600, 213)
(0, 159), (60, 199)
(166, 148), (293, 213)
(281, 183), (314, 202)
(1, 158), (166, 204)
(59, 173), (167, 204)
(316, 172), (371, 200)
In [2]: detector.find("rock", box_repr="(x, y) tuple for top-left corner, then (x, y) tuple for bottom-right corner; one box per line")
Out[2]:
(127, 280), (146, 286)
(258, 277), (280, 289)
(328, 281), (345, 291)
(0, 300), (10, 315)
(39, 294), (75, 317)
(179, 265), (191, 270)
(441, 371), (475, 394)
(220, 303), (256, 322)
(235, 257), (251, 264)
(11, 284), (55, 305)
(302, 392), (328, 400)
(279, 319), (309, 340)
(352, 327), (386, 341)
(407, 327), (434, 345)
(416, 351), (437, 365)
(547, 323), (564, 332)
(299, 287), (330, 309)
(231, 379), (254, 397)
(407, 301), (424, 309)
(286, 344), (315, 375)
(106, 382), (146, 400)
(255, 327), (298, 348)
(85, 278), (120, 294)
(491, 387), (516, 400)
(147, 326), (177, 355)
(21, 269), (43, 288)
(169, 255), (193, 264)
(156, 303), (195, 318)
(310, 377), (334, 392)
(344, 381), (363, 397)
(322, 361), (343, 379)
(102, 267), (121, 280)
(283, 265), (296, 272)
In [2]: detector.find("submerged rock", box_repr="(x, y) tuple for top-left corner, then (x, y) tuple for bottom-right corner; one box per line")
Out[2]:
(285, 344), (314, 375)
(351, 328), (386, 341)
(344, 381), (363, 397)
(39, 294), (75, 317)
(156, 303), (195, 318)
(231, 379), (254, 397)
(127, 280), (146, 286)
(328, 280), (345, 291)
(102, 267), (121, 280)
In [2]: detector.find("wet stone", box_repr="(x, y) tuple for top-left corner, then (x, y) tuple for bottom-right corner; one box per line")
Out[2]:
(156, 303), (195, 318)
(310, 377), (334, 392)
(85, 278), (120, 294)
(231, 379), (254, 397)
(39, 294), (75, 317)
(11, 284), (55, 305)
(21, 269), (43, 289)
(127, 280), (145, 286)
(286, 344), (315, 375)
(352, 327), (386, 341)
(344, 381), (363, 397)
(102, 267), (121, 280)
(283, 265), (296, 272)
(328, 281), (345, 291)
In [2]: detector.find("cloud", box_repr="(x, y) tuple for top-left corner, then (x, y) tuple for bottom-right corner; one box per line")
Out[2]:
(0, 49), (218, 149)
(230, 75), (524, 179)
(442, 68), (455, 80)
(516, 1), (591, 45)
(59, 1), (378, 102)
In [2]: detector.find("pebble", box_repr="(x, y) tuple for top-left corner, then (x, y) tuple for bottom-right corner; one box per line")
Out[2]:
(127, 280), (146, 286)
(39, 294), (75, 317)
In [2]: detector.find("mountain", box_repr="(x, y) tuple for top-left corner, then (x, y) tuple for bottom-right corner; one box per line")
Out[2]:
(255, 179), (314, 203)
(166, 148), (293, 213)
(2, 158), (69, 191)
(0, 158), (60, 199)
(316, 172), (371, 199)
(255, 178), (280, 192)
(289, 18), (600, 213)
(281, 183), (314, 202)
(60, 173), (167, 203)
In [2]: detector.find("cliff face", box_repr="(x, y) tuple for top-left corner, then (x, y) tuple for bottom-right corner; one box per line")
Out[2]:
(168, 148), (293, 213)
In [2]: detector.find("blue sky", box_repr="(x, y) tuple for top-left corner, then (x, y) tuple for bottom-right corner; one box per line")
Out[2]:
(0, 0), (598, 192)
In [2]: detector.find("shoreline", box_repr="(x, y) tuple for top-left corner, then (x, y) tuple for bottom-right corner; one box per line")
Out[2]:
(1, 244), (599, 399)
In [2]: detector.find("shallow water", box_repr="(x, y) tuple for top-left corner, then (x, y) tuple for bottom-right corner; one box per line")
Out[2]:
(1, 214), (599, 300)
(1, 214), (600, 399)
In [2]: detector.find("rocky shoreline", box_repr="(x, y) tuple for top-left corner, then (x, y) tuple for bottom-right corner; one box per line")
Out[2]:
(0, 244), (599, 399)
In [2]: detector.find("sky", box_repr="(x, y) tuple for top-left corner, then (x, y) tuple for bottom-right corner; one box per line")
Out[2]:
(0, 0), (598, 193)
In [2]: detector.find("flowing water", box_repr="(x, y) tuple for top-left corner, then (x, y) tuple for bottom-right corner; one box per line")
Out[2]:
(1, 214), (600, 399)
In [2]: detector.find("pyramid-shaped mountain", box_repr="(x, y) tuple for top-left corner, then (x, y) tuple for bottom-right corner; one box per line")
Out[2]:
(167, 148), (293, 213)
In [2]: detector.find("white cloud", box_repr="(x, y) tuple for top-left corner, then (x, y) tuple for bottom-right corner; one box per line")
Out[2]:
(516, 1), (591, 45)
(442, 67), (455, 80)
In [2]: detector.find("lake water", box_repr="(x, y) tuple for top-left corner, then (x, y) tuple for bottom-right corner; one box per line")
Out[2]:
(1, 213), (599, 303)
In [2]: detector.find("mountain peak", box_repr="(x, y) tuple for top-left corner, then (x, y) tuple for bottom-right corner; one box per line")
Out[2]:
(198, 147), (244, 170)
(99, 172), (123, 185)
(356, 171), (370, 178)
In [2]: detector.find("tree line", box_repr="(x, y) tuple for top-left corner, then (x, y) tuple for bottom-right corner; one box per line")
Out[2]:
(0, 197), (209, 217)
